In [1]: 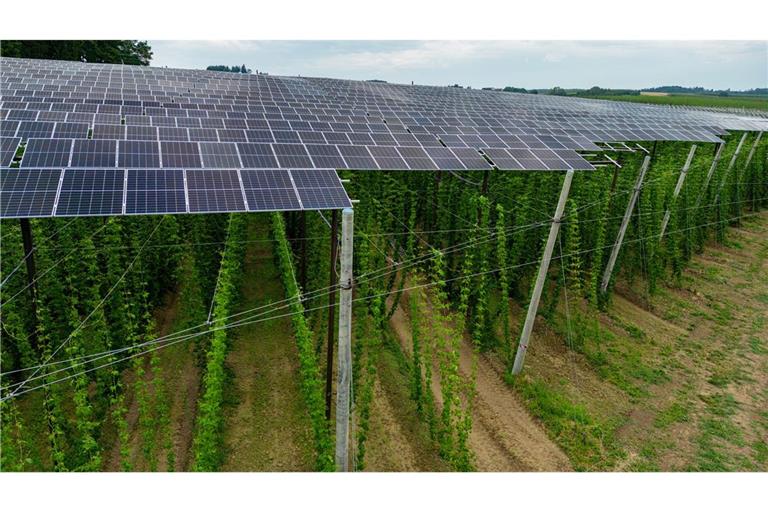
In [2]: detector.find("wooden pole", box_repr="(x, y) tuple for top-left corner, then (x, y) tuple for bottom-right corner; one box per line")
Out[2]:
(19, 218), (39, 352)
(511, 169), (575, 375)
(481, 169), (490, 196)
(335, 207), (354, 471)
(600, 156), (651, 293)
(659, 144), (697, 241)
(324, 210), (339, 421)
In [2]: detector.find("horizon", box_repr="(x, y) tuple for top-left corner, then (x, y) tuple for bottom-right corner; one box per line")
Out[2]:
(148, 40), (768, 92)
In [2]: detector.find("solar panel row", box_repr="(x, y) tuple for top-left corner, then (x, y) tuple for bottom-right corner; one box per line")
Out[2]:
(0, 167), (351, 218)
(16, 138), (591, 171)
(3, 120), (607, 151)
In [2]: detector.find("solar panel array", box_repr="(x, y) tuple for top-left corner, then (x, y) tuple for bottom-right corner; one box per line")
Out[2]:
(2, 56), (767, 219)
(0, 167), (349, 218)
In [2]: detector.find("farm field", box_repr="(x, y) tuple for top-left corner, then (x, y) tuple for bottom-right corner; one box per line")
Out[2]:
(2, 130), (766, 472)
(589, 94), (768, 112)
(1, 48), (767, 477)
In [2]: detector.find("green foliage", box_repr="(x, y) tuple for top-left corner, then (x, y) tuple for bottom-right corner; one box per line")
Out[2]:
(206, 64), (252, 74)
(1, 40), (152, 65)
(270, 212), (334, 471)
(510, 375), (624, 470)
(192, 214), (247, 471)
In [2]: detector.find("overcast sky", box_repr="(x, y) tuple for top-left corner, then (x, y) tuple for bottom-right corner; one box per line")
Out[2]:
(148, 40), (767, 91)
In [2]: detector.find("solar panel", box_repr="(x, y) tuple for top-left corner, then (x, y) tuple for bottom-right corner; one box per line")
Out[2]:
(127, 125), (158, 141)
(482, 148), (524, 170)
(245, 129), (274, 143)
(367, 146), (408, 170)
(56, 169), (124, 216)
(21, 138), (73, 168)
(16, 121), (55, 139)
(396, 146), (438, 170)
(189, 128), (219, 142)
(507, 148), (546, 170)
(290, 168), (352, 210)
(449, 148), (492, 170)
(118, 140), (161, 168)
(217, 129), (247, 143)
(240, 168), (301, 211)
(126, 169), (186, 214)
(92, 123), (126, 140)
(199, 142), (241, 168)
(52, 122), (89, 139)
(158, 127), (190, 142)
(423, 146), (466, 170)
(0, 168), (61, 217)
(237, 143), (278, 168)
(272, 143), (314, 168)
(334, 145), (375, 170)
(160, 141), (202, 168)
(71, 139), (117, 167)
(305, 144), (346, 169)
(185, 169), (246, 213)
(1, 137), (21, 166)
(1, 120), (20, 137)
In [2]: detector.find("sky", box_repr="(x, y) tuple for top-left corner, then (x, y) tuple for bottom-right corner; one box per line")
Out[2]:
(148, 40), (768, 91)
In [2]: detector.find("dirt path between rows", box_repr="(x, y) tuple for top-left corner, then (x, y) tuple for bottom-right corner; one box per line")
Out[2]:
(219, 217), (314, 471)
(388, 289), (572, 471)
(104, 288), (200, 471)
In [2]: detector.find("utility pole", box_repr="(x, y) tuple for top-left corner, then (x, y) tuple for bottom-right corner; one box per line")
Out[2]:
(511, 169), (575, 375)
(19, 218), (39, 352)
(335, 207), (354, 471)
(324, 210), (339, 421)
(600, 155), (651, 293)
(659, 144), (697, 241)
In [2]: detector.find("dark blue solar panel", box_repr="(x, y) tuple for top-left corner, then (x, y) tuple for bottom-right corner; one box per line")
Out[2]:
(237, 143), (278, 168)
(185, 169), (245, 213)
(16, 121), (55, 139)
(71, 139), (117, 167)
(272, 143), (314, 168)
(56, 169), (124, 216)
(0, 167), (61, 217)
(126, 169), (186, 214)
(1, 137), (21, 166)
(21, 138), (72, 168)
(118, 140), (160, 168)
(160, 141), (202, 168)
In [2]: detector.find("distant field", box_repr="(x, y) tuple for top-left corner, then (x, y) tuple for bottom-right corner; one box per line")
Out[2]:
(589, 94), (768, 111)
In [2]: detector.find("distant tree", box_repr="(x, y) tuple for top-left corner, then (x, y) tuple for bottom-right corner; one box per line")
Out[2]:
(0, 41), (152, 65)
(549, 86), (568, 96)
(206, 64), (252, 74)
(503, 86), (529, 94)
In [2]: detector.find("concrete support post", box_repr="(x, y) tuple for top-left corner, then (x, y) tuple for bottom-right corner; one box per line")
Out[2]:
(335, 208), (354, 471)
(694, 143), (725, 210)
(659, 144), (697, 241)
(511, 169), (575, 375)
(712, 132), (748, 205)
(600, 156), (651, 293)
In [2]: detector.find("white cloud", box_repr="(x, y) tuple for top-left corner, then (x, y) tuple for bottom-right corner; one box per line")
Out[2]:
(308, 40), (766, 71)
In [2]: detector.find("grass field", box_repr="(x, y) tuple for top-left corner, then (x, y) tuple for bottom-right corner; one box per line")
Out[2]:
(588, 94), (768, 111)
